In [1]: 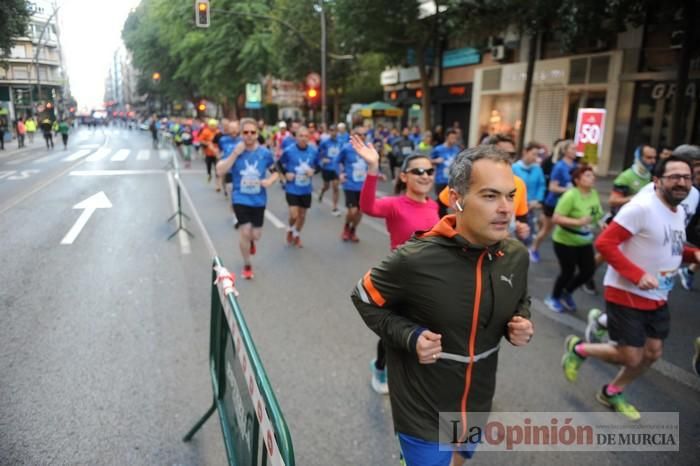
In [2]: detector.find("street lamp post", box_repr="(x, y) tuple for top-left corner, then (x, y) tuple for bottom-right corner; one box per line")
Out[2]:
(319, 3), (327, 126)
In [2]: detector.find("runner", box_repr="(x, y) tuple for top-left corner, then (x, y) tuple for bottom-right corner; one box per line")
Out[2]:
(562, 155), (700, 421)
(431, 129), (461, 217)
(57, 120), (70, 150)
(530, 139), (579, 262)
(352, 145), (533, 465)
(353, 136), (439, 395)
(586, 145), (699, 342)
(337, 126), (369, 242)
(279, 126), (319, 248)
(218, 120), (241, 199)
(336, 122), (350, 145)
(318, 124), (343, 216)
(512, 142), (546, 247)
(40, 118), (54, 149)
(215, 118), (278, 279)
(24, 116), (36, 144)
(199, 119), (221, 190)
(544, 165), (603, 312)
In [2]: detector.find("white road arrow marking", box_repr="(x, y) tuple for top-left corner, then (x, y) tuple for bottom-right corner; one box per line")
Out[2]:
(60, 191), (112, 245)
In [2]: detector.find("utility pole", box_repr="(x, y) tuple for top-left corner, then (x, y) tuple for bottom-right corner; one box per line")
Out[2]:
(320, 3), (327, 126)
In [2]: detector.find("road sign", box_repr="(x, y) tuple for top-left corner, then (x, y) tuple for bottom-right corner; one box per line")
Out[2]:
(245, 83), (262, 109)
(305, 73), (320, 89)
(574, 108), (606, 165)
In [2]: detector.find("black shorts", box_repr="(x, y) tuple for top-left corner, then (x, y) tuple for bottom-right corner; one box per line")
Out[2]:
(225, 172), (232, 184)
(285, 193), (312, 209)
(233, 204), (265, 228)
(344, 190), (361, 208)
(606, 301), (670, 347)
(543, 203), (556, 218)
(322, 170), (339, 182)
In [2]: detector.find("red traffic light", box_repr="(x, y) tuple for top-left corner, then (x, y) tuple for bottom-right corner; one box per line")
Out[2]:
(197, 102), (206, 112)
(307, 88), (318, 99)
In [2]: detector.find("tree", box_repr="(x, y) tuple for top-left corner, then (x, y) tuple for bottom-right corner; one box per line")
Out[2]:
(335, 0), (451, 130)
(0, 0), (31, 67)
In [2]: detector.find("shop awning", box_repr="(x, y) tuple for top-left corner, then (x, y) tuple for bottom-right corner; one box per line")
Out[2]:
(359, 101), (403, 118)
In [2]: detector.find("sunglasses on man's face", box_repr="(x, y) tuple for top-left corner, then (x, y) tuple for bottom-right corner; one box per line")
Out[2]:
(406, 167), (435, 176)
(242, 130), (257, 135)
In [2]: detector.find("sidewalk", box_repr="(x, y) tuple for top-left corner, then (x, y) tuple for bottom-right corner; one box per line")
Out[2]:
(0, 138), (43, 160)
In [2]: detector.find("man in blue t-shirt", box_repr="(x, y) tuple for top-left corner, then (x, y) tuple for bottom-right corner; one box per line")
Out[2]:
(218, 120), (241, 201)
(279, 127), (319, 248)
(318, 125), (344, 216)
(336, 122), (350, 145)
(216, 118), (278, 280)
(431, 129), (461, 216)
(337, 126), (369, 242)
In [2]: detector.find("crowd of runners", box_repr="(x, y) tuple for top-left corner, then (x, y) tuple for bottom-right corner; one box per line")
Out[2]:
(152, 113), (699, 465)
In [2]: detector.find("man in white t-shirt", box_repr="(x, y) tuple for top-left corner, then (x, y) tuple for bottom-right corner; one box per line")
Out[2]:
(561, 155), (700, 421)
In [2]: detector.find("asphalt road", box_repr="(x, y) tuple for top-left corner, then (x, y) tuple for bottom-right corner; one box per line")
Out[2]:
(1, 127), (698, 465)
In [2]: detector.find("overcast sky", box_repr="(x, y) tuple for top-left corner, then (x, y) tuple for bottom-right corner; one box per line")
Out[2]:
(59, 0), (141, 110)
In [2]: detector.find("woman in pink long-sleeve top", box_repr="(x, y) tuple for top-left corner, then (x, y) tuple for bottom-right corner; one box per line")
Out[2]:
(350, 134), (439, 395)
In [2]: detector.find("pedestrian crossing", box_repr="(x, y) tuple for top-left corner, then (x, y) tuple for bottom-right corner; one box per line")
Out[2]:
(31, 148), (174, 164)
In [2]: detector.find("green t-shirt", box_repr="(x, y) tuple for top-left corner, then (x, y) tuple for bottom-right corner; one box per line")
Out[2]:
(613, 168), (650, 197)
(58, 122), (70, 134)
(552, 188), (603, 246)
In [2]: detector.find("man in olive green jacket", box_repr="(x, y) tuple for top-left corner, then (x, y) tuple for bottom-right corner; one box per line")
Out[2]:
(352, 145), (534, 465)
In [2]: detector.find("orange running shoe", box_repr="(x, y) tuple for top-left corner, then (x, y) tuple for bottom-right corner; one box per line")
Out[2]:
(242, 265), (254, 280)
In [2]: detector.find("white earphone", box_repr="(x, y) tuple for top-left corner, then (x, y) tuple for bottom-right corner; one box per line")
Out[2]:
(455, 201), (464, 212)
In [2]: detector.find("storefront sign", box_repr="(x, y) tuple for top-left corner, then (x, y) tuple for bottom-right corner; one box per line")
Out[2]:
(574, 108), (606, 165)
(448, 86), (466, 96)
(399, 67), (420, 83)
(650, 81), (699, 100)
(380, 69), (399, 86)
(245, 83), (262, 109)
(442, 47), (481, 68)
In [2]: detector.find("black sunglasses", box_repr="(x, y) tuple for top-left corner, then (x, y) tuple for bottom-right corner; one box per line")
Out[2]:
(406, 167), (435, 176)
(242, 130), (257, 135)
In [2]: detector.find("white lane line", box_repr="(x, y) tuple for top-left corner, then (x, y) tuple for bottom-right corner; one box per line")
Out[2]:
(172, 174), (217, 258)
(136, 149), (151, 161)
(62, 149), (92, 162)
(110, 149), (130, 161)
(158, 149), (170, 160)
(69, 169), (165, 176)
(264, 209), (286, 229)
(167, 171), (191, 255)
(85, 147), (111, 161)
(78, 144), (100, 149)
(529, 297), (700, 394)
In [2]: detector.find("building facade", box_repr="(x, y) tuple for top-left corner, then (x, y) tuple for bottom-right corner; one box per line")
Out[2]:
(0, 0), (67, 123)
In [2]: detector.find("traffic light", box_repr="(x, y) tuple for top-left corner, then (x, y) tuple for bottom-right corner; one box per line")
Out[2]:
(306, 88), (319, 106)
(195, 0), (210, 28)
(197, 101), (207, 112)
(152, 72), (161, 82)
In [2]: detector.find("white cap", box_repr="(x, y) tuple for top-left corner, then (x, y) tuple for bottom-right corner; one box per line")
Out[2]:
(278, 121), (287, 128)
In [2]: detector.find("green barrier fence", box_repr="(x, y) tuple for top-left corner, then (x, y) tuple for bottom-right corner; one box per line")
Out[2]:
(183, 257), (295, 466)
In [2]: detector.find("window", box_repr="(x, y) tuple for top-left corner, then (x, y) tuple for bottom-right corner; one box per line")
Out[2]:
(589, 56), (610, 83)
(13, 66), (29, 80)
(11, 45), (27, 58)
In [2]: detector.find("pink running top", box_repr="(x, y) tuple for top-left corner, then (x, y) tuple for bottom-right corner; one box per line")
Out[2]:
(360, 174), (439, 250)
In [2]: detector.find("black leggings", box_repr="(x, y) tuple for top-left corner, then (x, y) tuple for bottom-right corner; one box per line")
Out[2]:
(552, 241), (596, 299)
(205, 156), (216, 176)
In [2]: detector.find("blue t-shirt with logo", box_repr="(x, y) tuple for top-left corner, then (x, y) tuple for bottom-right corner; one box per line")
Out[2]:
(218, 134), (241, 159)
(280, 144), (319, 196)
(231, 146), (275, 207)
(336, 132), (350, 145)
(337, 143), (368, 192)
(319, 137), (343, 173)
(431, 143), (461, 185)
(544, 159), (576, 207)
(281, 134), (296, 150)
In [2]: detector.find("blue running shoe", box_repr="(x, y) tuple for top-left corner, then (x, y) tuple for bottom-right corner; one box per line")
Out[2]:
(561, 291), (577, 311)
(529, 248), (541, 264)
(545, 296), (564, 313)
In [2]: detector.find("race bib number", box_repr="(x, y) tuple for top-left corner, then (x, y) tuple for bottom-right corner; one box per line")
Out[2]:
(241, 176), (261, 194)
(328, 147), (340, 159)
(295, 171), (310, 187)
(352, 166), (367, 183)
(656, 269), (677, 293)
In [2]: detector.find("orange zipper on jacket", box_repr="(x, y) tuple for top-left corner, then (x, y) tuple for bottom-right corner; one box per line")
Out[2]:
(459, 250), (487, 442)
